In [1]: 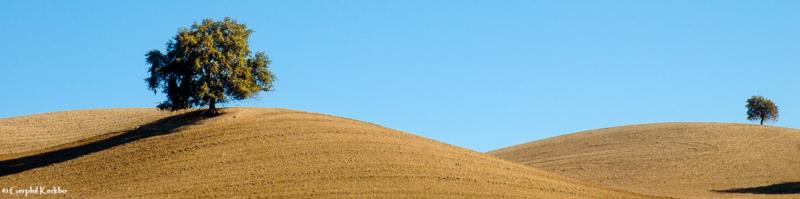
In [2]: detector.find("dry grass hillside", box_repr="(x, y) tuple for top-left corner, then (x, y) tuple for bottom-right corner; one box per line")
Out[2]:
(0, 108), (654, 198)
(489, 123), (800, 199)
(0, 109), (178, 161)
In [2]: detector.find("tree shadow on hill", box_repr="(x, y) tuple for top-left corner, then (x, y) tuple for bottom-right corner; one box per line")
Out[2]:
(0, 110), (208, 177)
(714, 182), (800, 194)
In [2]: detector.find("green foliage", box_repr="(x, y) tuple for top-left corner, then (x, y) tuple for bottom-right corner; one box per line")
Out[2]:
(146, 17), (275, 115)
(746, 95), (778, 125)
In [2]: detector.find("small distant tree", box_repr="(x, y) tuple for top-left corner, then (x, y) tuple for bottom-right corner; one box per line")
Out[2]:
(746, 95), (778, 125)
(146, 17), (275, 115)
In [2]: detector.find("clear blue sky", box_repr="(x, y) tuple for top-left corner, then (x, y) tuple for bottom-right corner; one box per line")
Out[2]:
(1, 1), (798, 152)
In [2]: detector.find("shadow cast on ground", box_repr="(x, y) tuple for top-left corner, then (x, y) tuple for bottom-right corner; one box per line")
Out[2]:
(0, 110), (208, 177)
(714, 182), (800, 194)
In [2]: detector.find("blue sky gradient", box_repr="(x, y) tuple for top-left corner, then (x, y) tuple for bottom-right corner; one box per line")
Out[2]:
(1, 0), (798, 151)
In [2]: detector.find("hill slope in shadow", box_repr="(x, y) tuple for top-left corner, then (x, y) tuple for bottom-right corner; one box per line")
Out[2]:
(0, 109), (178, 161)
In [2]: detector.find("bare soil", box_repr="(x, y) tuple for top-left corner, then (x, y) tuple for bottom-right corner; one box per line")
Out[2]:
(489, 123), (800, 199)
(0, 108), (653, 198)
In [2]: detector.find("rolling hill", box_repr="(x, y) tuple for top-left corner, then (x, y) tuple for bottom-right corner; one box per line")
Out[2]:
(0, 109), (178, 161)
(489, 123), (800, 199)
(0, 108), (654, 198)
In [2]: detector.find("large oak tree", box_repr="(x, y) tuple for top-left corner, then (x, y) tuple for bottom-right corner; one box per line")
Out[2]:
(146, 17), (275, 115)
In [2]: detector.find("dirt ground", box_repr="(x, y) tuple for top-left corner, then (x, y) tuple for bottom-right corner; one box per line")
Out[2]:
(0, 108), (653, 198)
(0, 109), (178, 160)
(490, 123), (800, 199)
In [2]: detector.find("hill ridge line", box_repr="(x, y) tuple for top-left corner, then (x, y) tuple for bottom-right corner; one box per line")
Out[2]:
(0, 110), (205, 176)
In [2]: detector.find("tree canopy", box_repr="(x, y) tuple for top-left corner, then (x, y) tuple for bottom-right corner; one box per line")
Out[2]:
(146, 17), (275, 115)
(745, 95), (778, 125)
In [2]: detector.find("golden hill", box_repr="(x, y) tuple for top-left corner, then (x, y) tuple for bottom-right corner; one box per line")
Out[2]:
(0, 108), (653, 198)
(0, 109), (177, 161)
(489, 123), (800, 199)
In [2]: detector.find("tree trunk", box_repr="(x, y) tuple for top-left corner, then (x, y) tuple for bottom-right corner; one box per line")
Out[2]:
(207, 99), (218, 116)
(760, 118), (764, 125)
